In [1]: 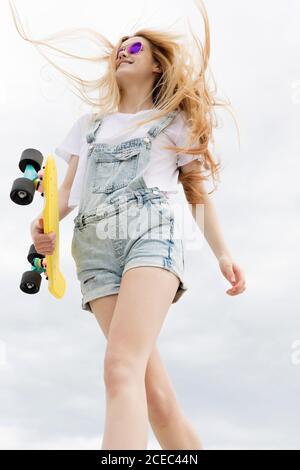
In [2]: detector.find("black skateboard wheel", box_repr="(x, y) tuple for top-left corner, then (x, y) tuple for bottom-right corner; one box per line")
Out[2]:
(10, 177), (36, 205)
(20, 270), (42, 294)
(19, 148), (43, 173)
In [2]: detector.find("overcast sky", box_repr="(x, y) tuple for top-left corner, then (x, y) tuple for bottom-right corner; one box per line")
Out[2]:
(0, 0), (299, 450)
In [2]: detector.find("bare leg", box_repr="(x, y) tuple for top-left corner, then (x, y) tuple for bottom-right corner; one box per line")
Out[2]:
(90, 272), (204, 450)
(145, 346), (204, 450)
(101, 266), (179, 449)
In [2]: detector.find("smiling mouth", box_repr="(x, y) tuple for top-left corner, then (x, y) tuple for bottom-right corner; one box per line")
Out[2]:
(118, 61), (133, 68)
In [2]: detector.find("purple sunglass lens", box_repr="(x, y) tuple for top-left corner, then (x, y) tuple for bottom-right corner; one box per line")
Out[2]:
(128, 42), (142, 54)
(117, 42), (142, 59)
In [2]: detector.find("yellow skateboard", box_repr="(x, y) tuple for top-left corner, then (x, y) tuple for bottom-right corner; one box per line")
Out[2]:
(10, 149), (66, 299)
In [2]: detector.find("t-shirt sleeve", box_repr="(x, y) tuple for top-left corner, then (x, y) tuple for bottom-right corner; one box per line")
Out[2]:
(54, 113), (93, 164)
(171, 111), (204, 167)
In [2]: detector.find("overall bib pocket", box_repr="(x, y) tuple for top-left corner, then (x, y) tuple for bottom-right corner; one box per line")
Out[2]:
(92, 147), (140, 194)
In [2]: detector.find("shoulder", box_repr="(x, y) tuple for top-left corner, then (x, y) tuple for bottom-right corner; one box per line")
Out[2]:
(162, 110), (190, 147)
(54, 112), (95, 163)
(169, 109), (190, 134)
(171, 109), (188, 129)
(76, 112), (96, 131)
(162, 110), (187, 142)
(66, 112), (95, 132)
(67, 113), (98, 142)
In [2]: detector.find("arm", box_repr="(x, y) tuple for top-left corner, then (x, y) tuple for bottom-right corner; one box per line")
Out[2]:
(179, 159), (246, 295)
(180, 160), (232, 260)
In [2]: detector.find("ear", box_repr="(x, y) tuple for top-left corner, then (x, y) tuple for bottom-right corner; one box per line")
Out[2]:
(153, 62), (162, 74)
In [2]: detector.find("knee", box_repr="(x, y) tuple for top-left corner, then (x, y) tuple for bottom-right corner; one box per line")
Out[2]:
(147, 387), (178, 427)
(103, 351), (141, 394)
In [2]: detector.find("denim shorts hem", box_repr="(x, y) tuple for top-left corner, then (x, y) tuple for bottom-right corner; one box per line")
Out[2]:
(81, 287), (120, 313)
(123, 261), (188, 304)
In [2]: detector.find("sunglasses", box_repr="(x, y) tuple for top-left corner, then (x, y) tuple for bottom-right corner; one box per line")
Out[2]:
(116, 41), (144, 60)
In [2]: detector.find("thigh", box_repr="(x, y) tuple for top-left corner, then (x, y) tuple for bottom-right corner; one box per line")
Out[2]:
(90, 294), (119, 335)
(104, 266), (180, 368)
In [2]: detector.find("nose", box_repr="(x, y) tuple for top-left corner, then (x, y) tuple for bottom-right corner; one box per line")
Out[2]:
(119, 50), (129, 60)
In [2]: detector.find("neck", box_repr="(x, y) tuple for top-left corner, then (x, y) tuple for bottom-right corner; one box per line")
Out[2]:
(117, 102), (155, 114)
(117, 82), (155, 114)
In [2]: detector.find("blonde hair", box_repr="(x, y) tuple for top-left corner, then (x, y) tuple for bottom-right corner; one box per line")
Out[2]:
(9, 0), (239, 204)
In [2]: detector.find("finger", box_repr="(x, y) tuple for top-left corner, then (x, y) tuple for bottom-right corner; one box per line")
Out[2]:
(232, 265), (241, 278)
(227, 288), (239, 295)
(233, 280), (243, 289)
(38, 238), (55, 246)
(221, 266), (235, 283)
(232, 274), (244, 287)
(39, 232), (55, 240)
(36, 246), (55, 253)
(35, 241), (55, 250)
(39, 233), (55, 241)
(227, 283), (246, 295)
(228, 271), (237, 284)
(227, 280), (242, 291)
(233, 265), (244, 280)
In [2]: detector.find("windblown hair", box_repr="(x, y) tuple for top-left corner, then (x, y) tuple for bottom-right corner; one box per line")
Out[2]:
(9, 0), (239, 204)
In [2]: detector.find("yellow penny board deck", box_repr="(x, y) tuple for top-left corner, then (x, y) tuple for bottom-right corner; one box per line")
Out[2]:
(42, 155), (66, 299)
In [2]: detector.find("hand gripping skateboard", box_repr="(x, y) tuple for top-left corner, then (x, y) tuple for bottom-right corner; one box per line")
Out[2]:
(10, 148), (66, 299)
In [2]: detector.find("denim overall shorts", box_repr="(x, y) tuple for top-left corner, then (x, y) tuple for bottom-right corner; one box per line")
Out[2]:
(71, 109), (188, 313)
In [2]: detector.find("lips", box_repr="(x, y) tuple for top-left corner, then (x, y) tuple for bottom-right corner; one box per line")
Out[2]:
(118, 60), (133, 68)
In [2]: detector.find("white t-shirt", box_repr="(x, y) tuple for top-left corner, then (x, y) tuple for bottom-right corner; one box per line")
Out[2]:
(54, 109), (202, 209)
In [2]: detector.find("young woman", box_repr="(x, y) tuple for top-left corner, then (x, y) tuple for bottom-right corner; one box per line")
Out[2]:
(10, 0), (246, 450)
